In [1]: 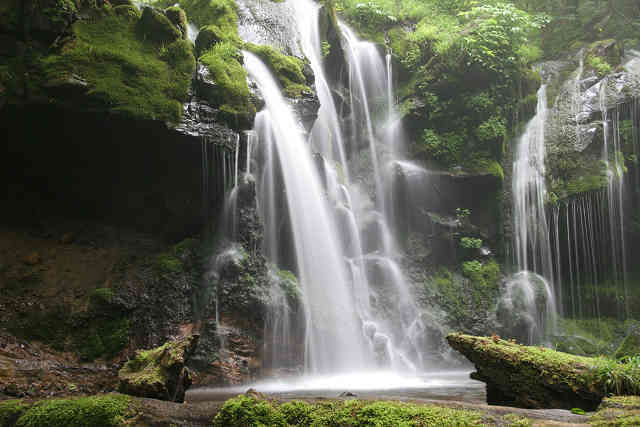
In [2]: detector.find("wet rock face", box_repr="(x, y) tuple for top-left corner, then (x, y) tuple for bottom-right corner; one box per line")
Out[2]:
(544, 48), (640, 200)
(118, 335), (199, 402)
(236, 0), (302, 57)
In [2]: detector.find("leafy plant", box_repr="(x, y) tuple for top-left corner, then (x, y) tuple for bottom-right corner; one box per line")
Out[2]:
(460, 237), (482, 249)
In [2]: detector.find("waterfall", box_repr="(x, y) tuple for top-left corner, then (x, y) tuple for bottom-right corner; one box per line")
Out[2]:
(245, 51), (368, 373)
(509, 84), (557, 342)
(600, 82), (628, 316)
(237, 0), (436, 374)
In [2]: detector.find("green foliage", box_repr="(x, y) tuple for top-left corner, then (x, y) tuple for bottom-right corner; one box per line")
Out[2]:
(459, 237), (482, 249)
(155, 253), (183, 273)
(476, 116), (506, 142)
(0, 400), (29, 427)
(418, 129), (464, 167)
(462, 260), (500, 289)
(587, 55), (612, 78)
(213, 396), (491, 426)
(456, 208), (471, 222)
(458, 3), (548, 76)
(39, 10), (194, 124)
(321, 41), (331, 58)
(590, 355), (640, 396)
(244, 43), (311, 98)
(15, 395), (130, 427)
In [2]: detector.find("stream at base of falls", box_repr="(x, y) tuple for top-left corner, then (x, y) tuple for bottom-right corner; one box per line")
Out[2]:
(186, 371), (485, 404)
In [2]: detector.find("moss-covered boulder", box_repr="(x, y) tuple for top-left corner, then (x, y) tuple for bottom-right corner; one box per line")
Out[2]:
(165, 6), (188, 39)
(615, 330), (640, 360)
(138, 7), (181, 45)
(113, 4), (141, 20)
(1, 395), (132, 427)
(118, 335), (199, 402)
(447, 333), (640, 410)
(195, 24), (225, 56)
(245, 43), (312, 99)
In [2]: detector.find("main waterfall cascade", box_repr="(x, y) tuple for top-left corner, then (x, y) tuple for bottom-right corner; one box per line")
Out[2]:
(223, 0), (440, 375)
(201, 0), (639, 380)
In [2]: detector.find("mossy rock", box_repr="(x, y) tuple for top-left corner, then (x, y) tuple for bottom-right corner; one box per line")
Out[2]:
(138, 7), (181, 45)
(0, 400), (29, 427)
(446, 333), (635, 410)
(244, 43), (312, 99)
(10, 394), (131, 427)
(198, 41), (254, 129)
(213, 395), (492, 426)
(113, 5), (141, 20)
(118, 335), (199, 402)
(36, 10), (195, 124)
(165, 6), (188, 39)
(615, 330), (640, 360)
(168, 0), (238, 32)
(195, 24), (225, 56)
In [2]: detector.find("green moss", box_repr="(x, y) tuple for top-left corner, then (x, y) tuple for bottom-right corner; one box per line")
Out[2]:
(195, 25), (224, 56)
(15, 394), (131, 427)
(155, 253), (183, 273)
(118, 337), (195, 398)
(584, 39), (623, 78)
(175, 0), (237, 30)
(199, 41), (251, 118)
(39, 10), (195, 124)
(213, 396), (491, 426)
(244, 43), (311, 99)
(462, 259), (500, 290)
(0, 400), (29, 427)
(138, 7), (181, 44)
(113, 4), (141, 20)
(165, 6), (188, 38)
(450, 333), (640, 405)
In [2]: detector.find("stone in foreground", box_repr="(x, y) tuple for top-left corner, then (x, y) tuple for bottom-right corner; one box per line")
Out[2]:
(118, 335), (198, 402)
(447, 333), (605, 410)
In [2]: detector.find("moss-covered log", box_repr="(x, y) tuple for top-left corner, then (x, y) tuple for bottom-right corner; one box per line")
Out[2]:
(447, 333), (640, 410)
